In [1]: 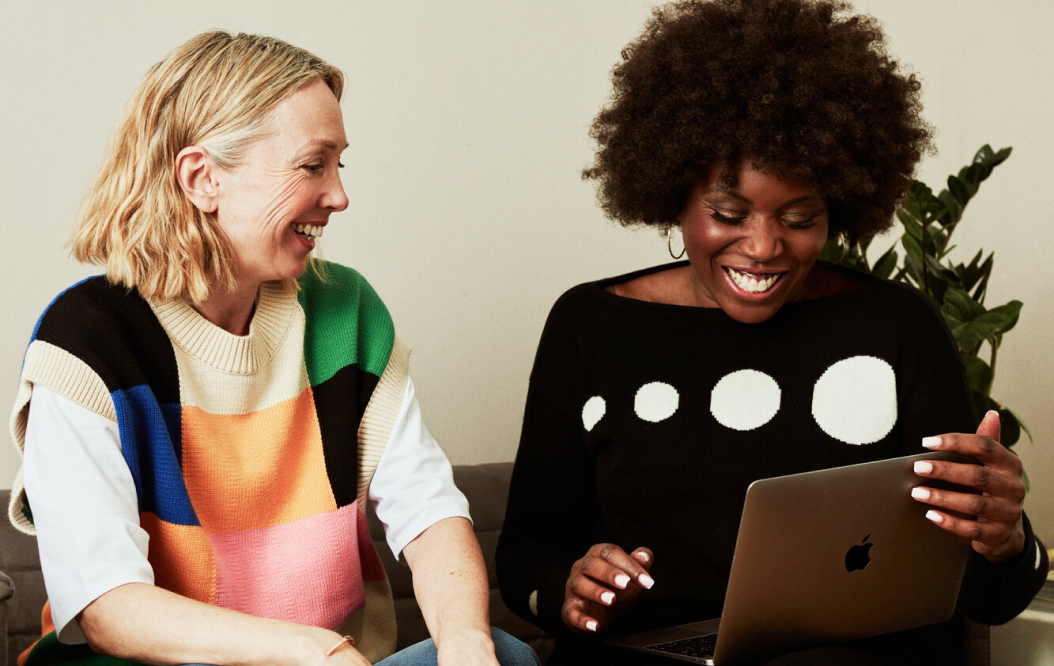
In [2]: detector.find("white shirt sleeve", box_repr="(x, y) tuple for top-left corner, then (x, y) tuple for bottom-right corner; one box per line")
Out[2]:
(368, 377), (471, 562)
(22, 386), (154, 645)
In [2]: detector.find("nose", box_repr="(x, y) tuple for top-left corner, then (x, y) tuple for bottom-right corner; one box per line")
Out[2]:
(740, 218), (783, 262)
(321, 169), (349, 212)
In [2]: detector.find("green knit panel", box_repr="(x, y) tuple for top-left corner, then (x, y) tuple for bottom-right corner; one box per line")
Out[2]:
(298, 261), (394, 386)
(24, 632), (141, 665)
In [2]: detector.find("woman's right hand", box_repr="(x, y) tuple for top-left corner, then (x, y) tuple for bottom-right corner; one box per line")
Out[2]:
(562, 543), (654, 634)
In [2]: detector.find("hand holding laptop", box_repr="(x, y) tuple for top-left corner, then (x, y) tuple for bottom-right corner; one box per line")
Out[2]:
(911, 410), (1027, 564)
(562, 544), (655, 634)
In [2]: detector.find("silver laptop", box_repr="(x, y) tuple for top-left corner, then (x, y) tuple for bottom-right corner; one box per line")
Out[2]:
(606, 451), (974, 664)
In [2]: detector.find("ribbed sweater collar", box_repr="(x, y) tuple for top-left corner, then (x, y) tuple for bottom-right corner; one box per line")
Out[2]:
(149, 281), (298, 375)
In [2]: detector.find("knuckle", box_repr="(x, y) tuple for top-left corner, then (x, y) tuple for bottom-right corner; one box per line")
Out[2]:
(1010, 483), (1027, 503)
(971, 466), (992, 487)
(969, 495), (987, 516)
(1007, 504), (1023, 523)
(981, 438), (998, 455)
(964, 522), (984, 541)
(1010, 457), (1025, 476)
(598, 543), (617, 559)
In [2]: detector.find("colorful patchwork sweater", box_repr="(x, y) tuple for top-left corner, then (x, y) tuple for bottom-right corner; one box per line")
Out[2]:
(8, 262), (404, 665)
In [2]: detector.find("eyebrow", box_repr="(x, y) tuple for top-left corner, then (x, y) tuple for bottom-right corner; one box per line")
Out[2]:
(701, 187), (824, 207)
(301, 139), (350, 151)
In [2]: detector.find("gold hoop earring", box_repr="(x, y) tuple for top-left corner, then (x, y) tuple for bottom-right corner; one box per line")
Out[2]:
(667, 225), (686, 260)
(833, 233), (849, 266)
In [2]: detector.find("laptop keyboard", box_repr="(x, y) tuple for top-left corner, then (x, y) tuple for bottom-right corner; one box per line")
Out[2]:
(647, 633), (718, 659)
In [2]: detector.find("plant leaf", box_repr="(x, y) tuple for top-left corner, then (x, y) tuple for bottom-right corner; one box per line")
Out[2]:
(872, 246), (898, 279)
(963, 355), (994, 396)
(971, 390), (994, 421)
(998, 408), (1021, 447)
(1001, 406), (1033, 443)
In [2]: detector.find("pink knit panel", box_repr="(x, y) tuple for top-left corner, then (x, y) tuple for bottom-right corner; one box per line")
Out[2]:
(209, 503), (364, 629)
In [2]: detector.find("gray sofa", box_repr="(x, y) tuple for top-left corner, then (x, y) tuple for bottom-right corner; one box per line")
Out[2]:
(0, 463), (554, 666)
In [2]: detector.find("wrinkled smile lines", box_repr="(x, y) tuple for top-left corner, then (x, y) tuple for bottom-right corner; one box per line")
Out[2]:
(724, 266), (785, 294)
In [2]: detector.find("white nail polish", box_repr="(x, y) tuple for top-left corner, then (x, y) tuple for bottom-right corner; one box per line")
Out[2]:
(586, 620), (598, 632)
(911, 487), (930, 500)
(921, 436), (941, 449)
(925, 510), (943, 523)
(638, 552), (650, 563)
(614, 574), (630, 589)
(638, 573), (655, 590)
(914, 461), (933, 474)
(601, 591), (615, 605)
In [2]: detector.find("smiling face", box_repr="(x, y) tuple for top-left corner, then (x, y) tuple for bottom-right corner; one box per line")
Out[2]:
(211, 79), (349, 286)
(679, 162), (829, 324)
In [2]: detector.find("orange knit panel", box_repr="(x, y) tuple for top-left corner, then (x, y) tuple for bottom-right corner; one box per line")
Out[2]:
(181, 387), (337, 534)
(140, 512), (216, 603)
(16, 601), (56, 666)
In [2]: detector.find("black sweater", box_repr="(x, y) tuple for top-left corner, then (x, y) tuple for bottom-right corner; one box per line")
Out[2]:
(497, 263), (1047, 664)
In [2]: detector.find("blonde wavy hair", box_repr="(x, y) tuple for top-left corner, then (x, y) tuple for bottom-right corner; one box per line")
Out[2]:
(70, 31), (344, 304)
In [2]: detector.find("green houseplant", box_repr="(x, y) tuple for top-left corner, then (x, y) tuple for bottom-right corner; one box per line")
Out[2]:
(820, 145), (1030, 450)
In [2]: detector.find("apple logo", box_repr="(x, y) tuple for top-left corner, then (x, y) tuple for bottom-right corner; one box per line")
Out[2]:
(845, 535), (873, 572)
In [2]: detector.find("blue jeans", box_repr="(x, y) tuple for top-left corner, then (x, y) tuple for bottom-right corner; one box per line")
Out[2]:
(183, 627), (539, 666)
(182, 628), (539, 661)
(376, 627), (540, 666)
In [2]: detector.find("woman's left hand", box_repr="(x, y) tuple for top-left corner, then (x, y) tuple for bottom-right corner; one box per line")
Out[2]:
(911, 410), (1026, 563)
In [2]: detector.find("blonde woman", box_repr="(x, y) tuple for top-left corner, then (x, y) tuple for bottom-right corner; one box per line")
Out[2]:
(8, 31), (538, 666)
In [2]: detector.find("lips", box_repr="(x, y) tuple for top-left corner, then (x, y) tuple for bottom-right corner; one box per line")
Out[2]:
(724, 267), (785, 294)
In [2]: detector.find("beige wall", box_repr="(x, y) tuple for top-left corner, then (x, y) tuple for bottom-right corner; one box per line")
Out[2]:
(2, 1), (1052, 545)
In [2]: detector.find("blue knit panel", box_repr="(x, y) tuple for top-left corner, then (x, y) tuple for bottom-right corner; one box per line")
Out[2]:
(111, 386), (198, 526)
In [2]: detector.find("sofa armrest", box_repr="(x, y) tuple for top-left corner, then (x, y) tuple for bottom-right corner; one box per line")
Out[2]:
(0, 571), (14, 666)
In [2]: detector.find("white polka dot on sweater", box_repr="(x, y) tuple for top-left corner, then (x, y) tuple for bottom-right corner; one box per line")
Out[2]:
(812, 356), (897, 445)
(710, 369), (781, 431)
(582, 396), (606, 431)
(634, 382), (679, 423)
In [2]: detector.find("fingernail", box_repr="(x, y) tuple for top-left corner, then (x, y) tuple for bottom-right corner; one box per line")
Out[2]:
(925, 510), (943, 524)
(638, 573), (655, 590)
(637, 552), (650, 563)
(911, 487), (930, 500)
(986, 410), (999, 418)
(586, 620), (598, 632)
(914, 461), (933, 474)
(614, 574), (630, 589)
(601, 591), (615, 605)
(921, 437), (941, 449)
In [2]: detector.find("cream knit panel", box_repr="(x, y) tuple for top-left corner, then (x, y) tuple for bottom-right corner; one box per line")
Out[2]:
(356, 336), (411, 514)
(8, 340), (116, 534)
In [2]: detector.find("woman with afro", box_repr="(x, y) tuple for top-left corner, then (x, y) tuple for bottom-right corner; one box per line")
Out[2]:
(496, 0), (1047, 663)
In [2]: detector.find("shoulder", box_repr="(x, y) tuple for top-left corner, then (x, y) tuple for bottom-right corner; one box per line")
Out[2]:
(297, 261), (395, 381)
(298, 261), (392, 328)
(33, 276), (153, 342)
(31, 276), (168, 369)
(548, 262), (683, 319)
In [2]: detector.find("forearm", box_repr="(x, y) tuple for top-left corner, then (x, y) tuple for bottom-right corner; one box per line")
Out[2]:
(78, 582), (349, 666)
(403, 517), (493, 650)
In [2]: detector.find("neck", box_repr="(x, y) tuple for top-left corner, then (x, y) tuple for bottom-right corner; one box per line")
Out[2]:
(193, 281), (260, 336)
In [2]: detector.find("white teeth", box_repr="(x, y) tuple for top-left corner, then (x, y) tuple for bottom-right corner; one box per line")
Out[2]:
(726, 267), (782, 294)
(292, 223), (324, 240)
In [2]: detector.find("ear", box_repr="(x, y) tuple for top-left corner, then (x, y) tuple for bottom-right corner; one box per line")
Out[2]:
(175, 145), (219, 214)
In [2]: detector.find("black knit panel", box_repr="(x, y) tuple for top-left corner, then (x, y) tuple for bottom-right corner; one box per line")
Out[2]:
(32, 277), (179, 401)
(312, 363), (379, 508)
